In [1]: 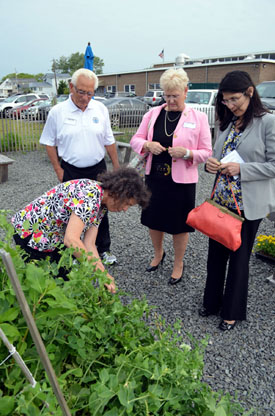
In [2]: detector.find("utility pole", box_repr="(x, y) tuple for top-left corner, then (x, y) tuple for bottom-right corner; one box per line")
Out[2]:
(52, 59), (58, 95)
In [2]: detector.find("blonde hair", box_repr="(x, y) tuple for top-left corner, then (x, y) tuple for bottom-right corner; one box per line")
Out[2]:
(160, 68), (189, 92)
(71, 68), (98, 90)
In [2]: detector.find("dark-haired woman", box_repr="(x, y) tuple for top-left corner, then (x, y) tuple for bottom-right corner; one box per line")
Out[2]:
(200, 71), (275, 330)
(12, 168), (150, 293)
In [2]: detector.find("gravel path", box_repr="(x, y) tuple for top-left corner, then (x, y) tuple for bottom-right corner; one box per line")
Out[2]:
(1, 149), (274, 415)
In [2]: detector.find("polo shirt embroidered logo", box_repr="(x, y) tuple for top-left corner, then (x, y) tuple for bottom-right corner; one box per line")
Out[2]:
(92, 117), (99, 123)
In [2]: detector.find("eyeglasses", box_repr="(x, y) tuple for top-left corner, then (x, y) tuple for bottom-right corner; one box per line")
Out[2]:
(74, 86), (94, 97)
(163, 94), (181, 101)
(221, 93), (246, 106)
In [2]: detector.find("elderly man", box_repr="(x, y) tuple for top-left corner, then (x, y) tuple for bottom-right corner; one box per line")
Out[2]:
(40, 68), (120, 264)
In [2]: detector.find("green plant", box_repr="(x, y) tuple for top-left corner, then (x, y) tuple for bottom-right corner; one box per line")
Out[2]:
(0, 213), (250, 415)
(0, 132), (21, 152)
(254, 234), (275, 257)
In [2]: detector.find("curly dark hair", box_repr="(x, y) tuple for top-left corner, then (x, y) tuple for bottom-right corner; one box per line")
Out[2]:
(97, 167), (151, 209)
(216, 70), (268, 131)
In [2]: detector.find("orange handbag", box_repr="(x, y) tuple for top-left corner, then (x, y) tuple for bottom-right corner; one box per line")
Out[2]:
(186, 175), (244, 251)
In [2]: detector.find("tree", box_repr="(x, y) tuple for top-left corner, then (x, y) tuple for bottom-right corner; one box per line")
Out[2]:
(1, 73), (45, 83)
(52, 52), (104, 75)
(57, 80), (69, 95)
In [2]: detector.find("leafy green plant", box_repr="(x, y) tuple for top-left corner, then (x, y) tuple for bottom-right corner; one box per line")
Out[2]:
(0, 213), (250, 415)
(0, 132), (21, 152)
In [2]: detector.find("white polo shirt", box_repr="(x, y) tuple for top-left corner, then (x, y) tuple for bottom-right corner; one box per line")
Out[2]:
(40, 96), (115, 168)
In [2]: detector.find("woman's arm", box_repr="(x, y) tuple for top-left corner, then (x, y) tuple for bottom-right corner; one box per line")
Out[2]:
(64, 213), (116, 293)
(130, 106), (166, 155)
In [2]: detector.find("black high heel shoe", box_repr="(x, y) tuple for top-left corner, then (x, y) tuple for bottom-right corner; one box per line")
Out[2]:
(168, 263), (184, 285)
(218, 320), (236, 331)
(146, 251), (166, 272)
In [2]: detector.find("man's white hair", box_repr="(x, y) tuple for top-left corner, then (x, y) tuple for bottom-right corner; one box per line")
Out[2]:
(71, 68), (98, 89)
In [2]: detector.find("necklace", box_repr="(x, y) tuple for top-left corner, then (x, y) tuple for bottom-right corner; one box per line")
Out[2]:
(166, 111), (182, 123)
(166, 111), (182, 122)
(164, 111), (181, 136)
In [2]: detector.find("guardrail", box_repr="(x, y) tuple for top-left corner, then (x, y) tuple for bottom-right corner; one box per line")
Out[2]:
(0, 105), (217, 153)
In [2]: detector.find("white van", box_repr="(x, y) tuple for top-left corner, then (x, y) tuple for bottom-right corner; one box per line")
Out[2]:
(185, 89), (217, 129)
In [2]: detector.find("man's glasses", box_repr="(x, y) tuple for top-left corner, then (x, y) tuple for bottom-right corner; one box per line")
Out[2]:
(74, 86), (94, 97)
(163, 94), (181, 101)
(221, 93), (246, 106)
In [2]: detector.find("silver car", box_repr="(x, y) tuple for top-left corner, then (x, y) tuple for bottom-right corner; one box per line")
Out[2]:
(143, 90), (163, 106)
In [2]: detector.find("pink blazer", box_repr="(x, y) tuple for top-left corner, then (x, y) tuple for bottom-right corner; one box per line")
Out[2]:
(130, 104), (212, 183)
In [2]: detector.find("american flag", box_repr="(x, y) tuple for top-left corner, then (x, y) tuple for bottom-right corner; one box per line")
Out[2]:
(158, 49), (164, 59)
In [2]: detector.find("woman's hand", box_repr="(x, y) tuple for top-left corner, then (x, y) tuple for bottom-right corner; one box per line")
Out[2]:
(168, 146), (188, 158)
(104, 274), (116, 294)
(144, 141), (166, 155)
(205, 157), (221, 173)
(219, 162), (240, 177)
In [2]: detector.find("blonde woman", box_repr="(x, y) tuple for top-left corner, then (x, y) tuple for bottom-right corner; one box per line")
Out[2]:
(130, 68), (212, 284)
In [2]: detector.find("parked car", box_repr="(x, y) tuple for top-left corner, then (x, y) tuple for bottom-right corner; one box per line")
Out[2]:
(11, 98), (48, 119)
(185, 89), (218, 129)
(94, 96), (107, 102)
(256, 81), (275, 111)
(0, 93), (49, 118)
(104, 91), (136, 99)
(56, 94), (69, 103)
(143, 90), (163, 106)
(22, 99), (52, 120)
(36, 101), (53, 121)
(103, 97), (149, 128)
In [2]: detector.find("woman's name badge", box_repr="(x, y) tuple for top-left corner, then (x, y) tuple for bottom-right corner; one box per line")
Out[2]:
(183, 122), (196, 129)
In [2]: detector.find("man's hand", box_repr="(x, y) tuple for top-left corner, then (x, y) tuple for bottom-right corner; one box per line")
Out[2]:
(56, 167), (64, 182)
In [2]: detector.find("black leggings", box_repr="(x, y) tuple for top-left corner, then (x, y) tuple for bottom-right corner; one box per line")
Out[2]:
(13, 233), (69, 280)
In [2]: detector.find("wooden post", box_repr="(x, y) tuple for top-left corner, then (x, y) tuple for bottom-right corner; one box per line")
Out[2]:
(0, 249), (71, 416)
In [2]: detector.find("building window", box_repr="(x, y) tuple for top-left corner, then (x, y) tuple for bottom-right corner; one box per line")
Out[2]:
(148, 83), (161, 90)
(107, 85), (116, 92)
(124, 84), (135, 93)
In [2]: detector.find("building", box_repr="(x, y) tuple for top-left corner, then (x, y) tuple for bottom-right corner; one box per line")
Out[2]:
(0, 73), (71, 98)
(97, 50), (275, 96)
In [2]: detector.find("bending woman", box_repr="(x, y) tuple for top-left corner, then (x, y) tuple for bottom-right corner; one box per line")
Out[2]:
(12, 167), (150, 293)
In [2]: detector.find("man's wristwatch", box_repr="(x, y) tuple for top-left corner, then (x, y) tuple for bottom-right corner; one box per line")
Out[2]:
(182, 149), (190, 160)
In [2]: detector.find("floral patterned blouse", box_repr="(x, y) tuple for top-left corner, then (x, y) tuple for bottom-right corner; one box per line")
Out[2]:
(12, 179), (107, 252)
(213, 123), (243, 212)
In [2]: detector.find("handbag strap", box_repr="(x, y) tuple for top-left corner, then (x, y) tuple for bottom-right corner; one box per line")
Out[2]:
(210, 173), (242, 217)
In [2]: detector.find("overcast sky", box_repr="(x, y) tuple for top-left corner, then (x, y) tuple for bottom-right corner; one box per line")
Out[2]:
(1, 0), (275, 79)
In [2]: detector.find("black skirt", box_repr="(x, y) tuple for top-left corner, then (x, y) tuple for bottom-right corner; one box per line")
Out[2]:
(141, 174), (196, 235)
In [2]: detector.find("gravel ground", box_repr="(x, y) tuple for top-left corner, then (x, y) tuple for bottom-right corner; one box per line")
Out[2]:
(1, 149), (274, 415)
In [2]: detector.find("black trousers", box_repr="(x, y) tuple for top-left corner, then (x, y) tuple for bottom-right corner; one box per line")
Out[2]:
(13, 233), (69, 280)
(203, 216), (262, 321)
(61, 158), (111, 254)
